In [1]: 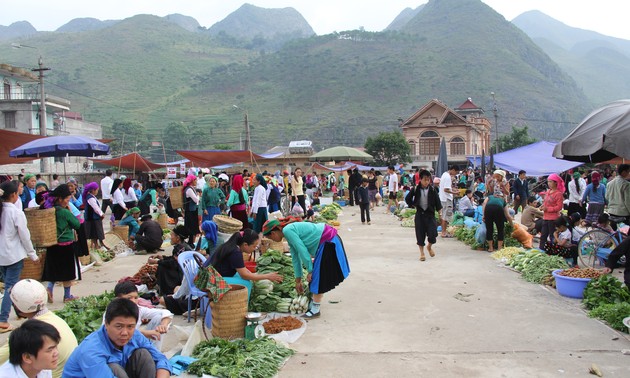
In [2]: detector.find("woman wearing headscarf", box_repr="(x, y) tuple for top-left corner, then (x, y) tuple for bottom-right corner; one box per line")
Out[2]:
(19, 173), (37, 210)
(487, 170), (510, 198)
(138, 183), (165, 216)
(581, 171), (607, 225)
(110, 178), (127, 220)
(83, 182), (108, 252)
(200, 175), (225, 223)
(41, 184), (82, 303)
(262, 217), (350, 319)
(66, 177), (82, 210)
(118, 207), (141, 242)
(66, 178), (90, 260)
(250, 174), (269, 233)
(182, 174), (200, 246)
(539, 174), (565, 251)
(122, 178), (138, 210)
(226, 174), (249, 230)
(26, 182), (48, 208)
(0, 181), (39, 332)
(567, 171), (586, 218)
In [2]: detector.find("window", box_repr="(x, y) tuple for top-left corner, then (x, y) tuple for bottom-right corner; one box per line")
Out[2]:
(408, 140), (417, 156)
(450, 136), (465, 156)
(3, 81), (10, 100)
(3, 111), (16, 129)
(419, 130), (440, 155)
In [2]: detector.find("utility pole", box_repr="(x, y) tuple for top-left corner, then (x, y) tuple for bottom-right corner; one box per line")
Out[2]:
(244, 112), (251, 152)
(32, 56), (50, 172)
(491, 91), (499, 153)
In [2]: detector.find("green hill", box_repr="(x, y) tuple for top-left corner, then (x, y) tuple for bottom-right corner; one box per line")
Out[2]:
(0, 0), (594, 160)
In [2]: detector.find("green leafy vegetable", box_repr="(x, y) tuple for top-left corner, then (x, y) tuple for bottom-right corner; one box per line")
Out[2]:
(583, 275), (630, 310)
(588, 302), (630, 332)
(54, 291), (115, 342)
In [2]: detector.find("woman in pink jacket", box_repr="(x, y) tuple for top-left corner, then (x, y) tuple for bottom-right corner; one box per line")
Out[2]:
(539, 174), (565, 250)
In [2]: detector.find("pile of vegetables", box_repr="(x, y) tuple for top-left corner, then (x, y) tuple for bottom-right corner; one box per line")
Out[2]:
(187, 337), (294, 377)
(250, 250), (310, 313)
(162, 228), (171, 240)
(55, 291), (115, 342)
(401, 218), (415, 228)
(490, 247), (524, 262)
(508, 250), (569, 284)
(582, 275), (630, 332)
(313, 203), (342, 226)
(454, 226), (479, 248)
(93, 248), (114, 262)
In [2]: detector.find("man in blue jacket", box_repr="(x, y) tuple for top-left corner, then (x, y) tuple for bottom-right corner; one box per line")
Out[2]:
(512, 170), (529, 214)
(62, 298), (172, 378)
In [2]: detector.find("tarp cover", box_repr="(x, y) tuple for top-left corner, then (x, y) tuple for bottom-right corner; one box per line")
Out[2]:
(175, 150), (282, 167)
(10, 135), (110, 158)
(493, 141), (583, 177)
(0, 129), (43, 165)
(91, 152), (162, 172)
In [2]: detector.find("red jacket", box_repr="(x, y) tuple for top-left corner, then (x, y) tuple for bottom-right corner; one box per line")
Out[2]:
(543, 190), (564, 220)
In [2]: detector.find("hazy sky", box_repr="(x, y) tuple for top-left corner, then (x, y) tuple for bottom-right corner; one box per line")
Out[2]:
(1, 0), (629, 40)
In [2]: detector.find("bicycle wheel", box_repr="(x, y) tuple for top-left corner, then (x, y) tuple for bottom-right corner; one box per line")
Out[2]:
(578, 229), (620, 268)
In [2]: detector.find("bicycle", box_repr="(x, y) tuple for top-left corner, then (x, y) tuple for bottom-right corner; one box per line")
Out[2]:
(578, 227), (626, 268)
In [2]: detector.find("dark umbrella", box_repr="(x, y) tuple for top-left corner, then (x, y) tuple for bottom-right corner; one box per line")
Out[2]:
(435, 137), (448, 177)
(553, 99), (630, 162)
(10, 135), (110, 178)
(488, 150), (494, 173)
(480, 150), (486, 183)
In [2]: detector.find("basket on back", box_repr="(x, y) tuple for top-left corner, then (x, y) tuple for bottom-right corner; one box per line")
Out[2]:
(157, 213), (168, 229)
(213, 214), (242, 234)
(169, 186), (184, 210)
(24, 207), (57, 248)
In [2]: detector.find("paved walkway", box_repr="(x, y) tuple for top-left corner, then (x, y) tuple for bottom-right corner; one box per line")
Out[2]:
(279, 206), (630, 377)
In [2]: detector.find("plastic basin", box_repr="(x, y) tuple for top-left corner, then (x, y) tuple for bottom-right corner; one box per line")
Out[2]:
(245, 261), (257, 273)
(336, 200), (346, 207)
(552, 269), (592, 299)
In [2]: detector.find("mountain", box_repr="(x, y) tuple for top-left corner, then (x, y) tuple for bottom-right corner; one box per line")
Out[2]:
(513, 10), (630, 106)
(56, 18), (119, 33)
(385, 5), (425, 31)
(0, 0), (594, 157)
(0, 21), (37, 40)
(208, 3), (314, 40)
(163, 14), (201, 33)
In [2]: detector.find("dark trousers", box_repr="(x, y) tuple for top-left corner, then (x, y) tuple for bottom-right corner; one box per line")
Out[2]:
(348, 187), (356, 206)
(414, 212), (437, 247)
(101, 198), (113, 213)
(108, 348), (156, 378)
(484, 205), (506, 242)
(607, 237), (630, 287)
(539, 219), (555, 250)
(513, 195), (527, 213)
(359, 203), (370, 223)
(135, 235), (162, 252)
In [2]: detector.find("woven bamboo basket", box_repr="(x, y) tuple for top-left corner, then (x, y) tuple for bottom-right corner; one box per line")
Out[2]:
(20, 249), (46, 281)
(262, 237), (285, 253)
(213, 215), (242, 230)
(24, 208), (57, 248)
(210, 284), (248, 339)
(169, 186), (184, 210)
(79, 255), (92, 266)
(112, 225), (129, 242)
(157, 214), (168, 229)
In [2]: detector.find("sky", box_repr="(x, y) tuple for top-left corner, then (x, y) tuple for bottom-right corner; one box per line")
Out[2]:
(1, 0), (629, 41)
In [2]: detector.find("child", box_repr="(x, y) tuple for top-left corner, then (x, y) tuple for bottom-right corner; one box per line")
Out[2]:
(83, 182), (108, 252)
(357, 178), (371, 225)
(521, 196), (544, 234)
(544, 216), (578, 266)
(110, 281), (173, 349)
(570, 212), (587, 245)
(596, 213), (614, 233)
(405, 170), (442, 261)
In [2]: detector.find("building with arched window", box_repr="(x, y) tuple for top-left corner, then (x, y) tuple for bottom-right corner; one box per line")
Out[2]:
(399, 98), (491, 168)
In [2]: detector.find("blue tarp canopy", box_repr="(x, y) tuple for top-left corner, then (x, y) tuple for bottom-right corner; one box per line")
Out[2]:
(466, 156), (490, 167)
(493, 141), (583, 177)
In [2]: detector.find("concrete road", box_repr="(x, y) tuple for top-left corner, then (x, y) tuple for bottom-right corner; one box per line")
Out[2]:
(279, 207), (630, 377)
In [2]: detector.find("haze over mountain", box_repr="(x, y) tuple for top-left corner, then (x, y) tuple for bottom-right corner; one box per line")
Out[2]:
(0, 21), (37, 40)
(513, 10), (630, 106)
(385, 5), (425, 31)
(0, 0), (622, 159)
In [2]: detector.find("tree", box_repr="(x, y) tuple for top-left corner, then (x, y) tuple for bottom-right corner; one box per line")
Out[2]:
(213, 144), (233, 150)
(106, 122), (146, 156)
(364, 131), (411, 166)
(495, 125), (537, 152)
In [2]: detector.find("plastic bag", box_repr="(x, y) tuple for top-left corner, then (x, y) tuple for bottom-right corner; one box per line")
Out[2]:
(181, 320), (205, 357)
(291, 203), (304, 216)
(475, 223), (487, 244)
(511, 223), (533, 249)
(261, 312), (307, 344)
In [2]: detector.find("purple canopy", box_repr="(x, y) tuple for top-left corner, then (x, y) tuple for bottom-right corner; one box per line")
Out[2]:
(10, 135), (110, 158)
(493, 141), (582, 177)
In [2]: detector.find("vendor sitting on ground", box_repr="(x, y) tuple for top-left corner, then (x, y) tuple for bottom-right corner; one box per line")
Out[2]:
(118, 207), (141, 245)
(521, 196), (544, 234)
(458, 189), (476, 217)
(155, 225), (190, 297)
(63, 298), (172, 378)
(203, 229), (283, 301)
(109, 281), (173, 349)
(0, 319), (60, 378)
(543, 215), (579, 266)
(133, 214), (163, 254)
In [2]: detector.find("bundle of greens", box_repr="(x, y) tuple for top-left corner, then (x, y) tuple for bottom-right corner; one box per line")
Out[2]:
(187, 337), (294, 377)
(520, 254), (569, 283)
(588, 302), (630, 332)
(55, 291), (115, 342)
(583, 274), (630, 310)
(250, 250), (310, 312)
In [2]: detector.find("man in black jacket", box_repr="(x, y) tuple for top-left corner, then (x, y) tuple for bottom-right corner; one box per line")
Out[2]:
(406, 170), (443, 261)
(347, 169), (359, 206)
(133, 214), (164, 254)
(513, 170), (529, 214)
